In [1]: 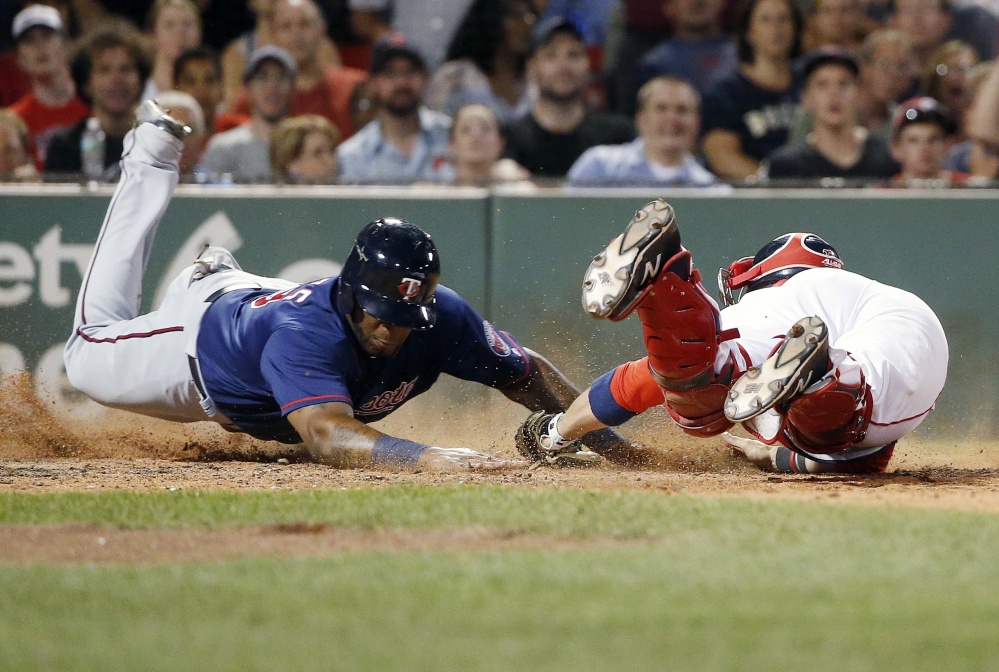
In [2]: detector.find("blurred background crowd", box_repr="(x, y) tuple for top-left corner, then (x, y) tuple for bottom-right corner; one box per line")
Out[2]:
(1, 0), (999, 187)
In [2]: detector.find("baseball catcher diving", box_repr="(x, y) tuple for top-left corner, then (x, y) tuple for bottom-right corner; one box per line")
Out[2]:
(517, 199), (949, 474)
(63, 101), (633, 470)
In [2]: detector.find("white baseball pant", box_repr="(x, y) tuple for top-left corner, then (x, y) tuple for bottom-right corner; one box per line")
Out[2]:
(63, 123), (290, 424)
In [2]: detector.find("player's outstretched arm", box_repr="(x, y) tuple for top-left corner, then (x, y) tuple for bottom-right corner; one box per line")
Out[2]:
(500, 348), (580, 412)
(287, 401), (523, 471)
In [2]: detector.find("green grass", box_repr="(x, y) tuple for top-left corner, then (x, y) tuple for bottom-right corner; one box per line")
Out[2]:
(1, 486), (998, 671)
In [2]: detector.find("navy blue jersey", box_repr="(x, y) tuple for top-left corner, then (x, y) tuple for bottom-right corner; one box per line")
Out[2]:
(196, 278), (532, 442)
(701, 71), (802, 165)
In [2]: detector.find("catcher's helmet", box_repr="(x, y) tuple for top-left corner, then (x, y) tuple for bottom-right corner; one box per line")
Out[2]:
(718, 233), (843, 306)
(335, 218), (440, 329)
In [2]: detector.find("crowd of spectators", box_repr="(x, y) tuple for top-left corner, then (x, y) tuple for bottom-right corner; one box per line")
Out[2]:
(2, 0), (999, 186)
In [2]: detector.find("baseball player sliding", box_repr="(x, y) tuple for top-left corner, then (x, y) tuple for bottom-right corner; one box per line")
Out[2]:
(64, 100), (633, 471)
(517, 199), (949, 474)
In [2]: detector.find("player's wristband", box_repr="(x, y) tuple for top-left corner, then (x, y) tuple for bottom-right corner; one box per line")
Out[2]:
(372, 436), (430, 465)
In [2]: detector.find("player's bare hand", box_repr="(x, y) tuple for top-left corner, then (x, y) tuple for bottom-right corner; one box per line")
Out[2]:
(418, 447), (526, 471)
(722, 432), (776, 470)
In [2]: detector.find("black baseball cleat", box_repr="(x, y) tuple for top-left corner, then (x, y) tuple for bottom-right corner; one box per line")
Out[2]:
(581, 198), (681, 321)
(724, 316), (830, 422)
(134, 99), (191, 141)
(515, 412), (602, 467)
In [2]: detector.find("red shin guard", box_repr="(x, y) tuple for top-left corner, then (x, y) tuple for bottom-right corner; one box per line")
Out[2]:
(635, 249), (738, 388)
(633, 251), (740, 436)
(784, 374), (872, 454)
(663, 382), (734, 437)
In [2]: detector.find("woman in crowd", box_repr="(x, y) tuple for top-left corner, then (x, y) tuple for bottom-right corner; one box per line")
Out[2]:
(444, 103), (530, 183)
(269, 113), (340, 182)
(143, 0), (202, 101)
(424, 0), (538, 124)
(949, 61), (998, 178)
(699, 0), (804, 180)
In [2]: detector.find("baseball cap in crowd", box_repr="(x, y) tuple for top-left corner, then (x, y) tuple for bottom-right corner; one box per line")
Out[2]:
(799, 46), (860, 82)
(12, 4), (63, 41)
(243, 45), (297, 82)
(531, 16), (585, 53)
(891, 96), (957, 138)
(369, 32), (427, 75)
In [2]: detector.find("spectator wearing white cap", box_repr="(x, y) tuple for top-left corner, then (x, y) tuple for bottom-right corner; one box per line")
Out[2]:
(8, 4), (90, 171)
(198, 45), (296, 181)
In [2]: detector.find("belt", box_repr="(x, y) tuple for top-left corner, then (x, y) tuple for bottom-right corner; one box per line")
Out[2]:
(188, 354), (220, 419)
(187, 281), (262, 426)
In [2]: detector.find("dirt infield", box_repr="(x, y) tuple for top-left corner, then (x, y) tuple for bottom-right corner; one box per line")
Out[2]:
(3, 375), (998, 563)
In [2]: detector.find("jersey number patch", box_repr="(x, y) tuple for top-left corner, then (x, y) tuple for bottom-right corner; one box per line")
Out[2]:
(251, 287), (314, 308)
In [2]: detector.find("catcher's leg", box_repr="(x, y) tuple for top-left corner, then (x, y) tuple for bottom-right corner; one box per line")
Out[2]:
(724, 316), (831, 422)
(724, 433), (894, 474)
(726, 317), (874, 456)
(582, 199), (740, 437)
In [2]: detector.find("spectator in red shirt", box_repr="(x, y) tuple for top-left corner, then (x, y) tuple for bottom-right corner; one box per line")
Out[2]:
(7, 4), (89, 170)
(231, 0), (366, 140)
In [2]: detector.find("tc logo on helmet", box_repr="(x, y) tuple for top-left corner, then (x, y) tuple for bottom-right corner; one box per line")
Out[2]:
(398, 277), (423, 300)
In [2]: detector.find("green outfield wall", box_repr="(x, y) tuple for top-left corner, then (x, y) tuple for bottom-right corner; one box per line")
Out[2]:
(1, 184), (994, 438)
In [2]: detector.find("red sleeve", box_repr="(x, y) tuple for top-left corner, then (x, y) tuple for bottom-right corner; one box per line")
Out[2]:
(609, 357), (665, 414)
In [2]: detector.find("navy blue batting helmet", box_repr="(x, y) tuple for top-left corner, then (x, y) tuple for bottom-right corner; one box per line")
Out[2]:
(335, 218), (440, 329)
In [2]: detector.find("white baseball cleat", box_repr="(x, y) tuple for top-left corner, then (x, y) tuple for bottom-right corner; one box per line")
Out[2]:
(134, 99), (191, 141)
(724, 315), (830, 422)
(581, 198), (680, 321)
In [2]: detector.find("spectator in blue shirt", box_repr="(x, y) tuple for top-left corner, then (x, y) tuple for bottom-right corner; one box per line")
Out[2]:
(567, 76), (719, 186)
(336, 35), (451, 183)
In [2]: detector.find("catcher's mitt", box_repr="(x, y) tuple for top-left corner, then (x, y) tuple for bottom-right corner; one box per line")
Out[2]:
(515, 412), (601, 467)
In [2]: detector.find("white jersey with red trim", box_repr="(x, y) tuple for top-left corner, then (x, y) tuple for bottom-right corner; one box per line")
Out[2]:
(717, 267), (948, 447)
